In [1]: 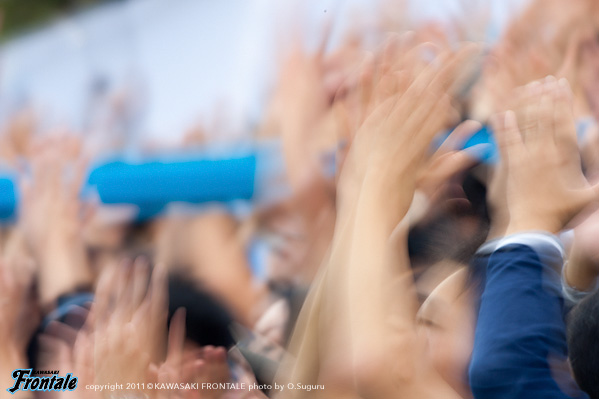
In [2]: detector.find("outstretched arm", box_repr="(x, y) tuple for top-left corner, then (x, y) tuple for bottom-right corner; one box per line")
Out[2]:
(470, 77), (594, 399)
(281, 40), (478, 399)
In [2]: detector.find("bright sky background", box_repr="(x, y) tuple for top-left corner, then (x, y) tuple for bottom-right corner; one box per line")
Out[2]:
(0, 0), (529, 145)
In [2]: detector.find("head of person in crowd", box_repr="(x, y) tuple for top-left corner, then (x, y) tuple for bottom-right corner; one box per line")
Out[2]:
(411, 170), (490, 398)
(168, 273), (236, 349)
(568, 289), (599, 399)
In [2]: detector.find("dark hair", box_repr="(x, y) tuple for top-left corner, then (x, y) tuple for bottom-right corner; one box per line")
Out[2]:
(408, 171), (490, 268)
(567, 289), (599, 399)
(168, 274), (235, 348)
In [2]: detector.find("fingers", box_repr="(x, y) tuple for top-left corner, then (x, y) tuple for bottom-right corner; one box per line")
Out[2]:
(149, 262), (168, 321)
(95, 263), (120, 330)
(437, 119), (482, 154)
(387, 44), (480, 142)
(131, 257), (150, 313)
(504, 76), (576, 156)
(72, 329), (94, 381)
(553, 78), (578, 151)
(398, 47), (450, 105)
(394, 41), (440, 79)
(81, 305), (96, 336)
(504, 110), (524, 148)
(95, 258), (144, 327)
(380, 33), (402, 74)
(37, 333), (73, 370)
(315, 18), (333, 60)
(413, 93), (453, 147)
(386, 71), (444, 143)
(165, 308), (187, 368)
(341, 52), (375, 125)
(45, 320), (79, 347)
(530, 78), (554, 150)
(440, 151), (480, 181)
(515, 81), (541, 143)
(203, 346), (230, 386)
(113, 258), (134, 320)
(429, 43), (481, 96)
(498, 76), (573, 156)
(494, 110), (524, 164)
(371, 71), (398, 110)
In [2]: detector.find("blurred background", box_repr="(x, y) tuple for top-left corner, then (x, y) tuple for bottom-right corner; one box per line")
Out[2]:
(0, 0), (525, 145)
(4, 0), (599, 396)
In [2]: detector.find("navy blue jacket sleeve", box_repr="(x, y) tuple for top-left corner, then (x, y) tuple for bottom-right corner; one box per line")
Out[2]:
(469, 244), (589, 399)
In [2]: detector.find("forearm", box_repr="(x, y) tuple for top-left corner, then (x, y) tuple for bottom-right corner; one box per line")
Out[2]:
(291, 168), (420, 394)
(37, 236), (92, 309)
(281, 168), (388, 390)
(280, 114), (323, 197)
(278, 202), (358, 398)
(188, 213), (267, 327)
(343, 175), (422, 390)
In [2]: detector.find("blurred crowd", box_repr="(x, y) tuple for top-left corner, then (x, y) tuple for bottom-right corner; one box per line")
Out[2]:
(3, 0), (599, 398)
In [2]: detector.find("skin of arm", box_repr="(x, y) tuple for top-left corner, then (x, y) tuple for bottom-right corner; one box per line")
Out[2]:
(469, 76), (597, 399)
(273, 36), (339, 285)
(187, 212), (269, 328)
(37, 234), (92, 309)
(276, 33), (330, 196)
(21, 137), (93, 310)
(279, 43), (478, 399)
(564, 209), (599, 292)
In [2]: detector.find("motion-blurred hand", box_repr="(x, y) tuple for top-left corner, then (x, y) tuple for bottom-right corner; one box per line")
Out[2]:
(410, 119), (483, 225)
(339, 41), (480, 227)
(92, 258), (167, 389)
(495, 77), (599, 235)
(20, 135), (92, 307)
(0, 259), (35, 361)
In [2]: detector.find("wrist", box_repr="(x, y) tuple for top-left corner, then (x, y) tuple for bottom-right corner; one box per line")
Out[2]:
(38, 240), (92, 308)
(358, 171), (414, 233)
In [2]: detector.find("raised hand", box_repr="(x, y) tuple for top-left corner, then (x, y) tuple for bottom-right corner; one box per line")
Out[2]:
(20, 135), (92, 308)
(494, 76), (599, 235)
(409, 119), (483, 225)
(343, 43), (480, 229)
(92, 258), (168, 394)
(149, 308), (203, 399)
(36, 317), (98, 399)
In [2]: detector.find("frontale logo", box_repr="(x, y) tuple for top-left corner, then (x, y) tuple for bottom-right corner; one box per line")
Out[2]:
(6, 369), (78, 394)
